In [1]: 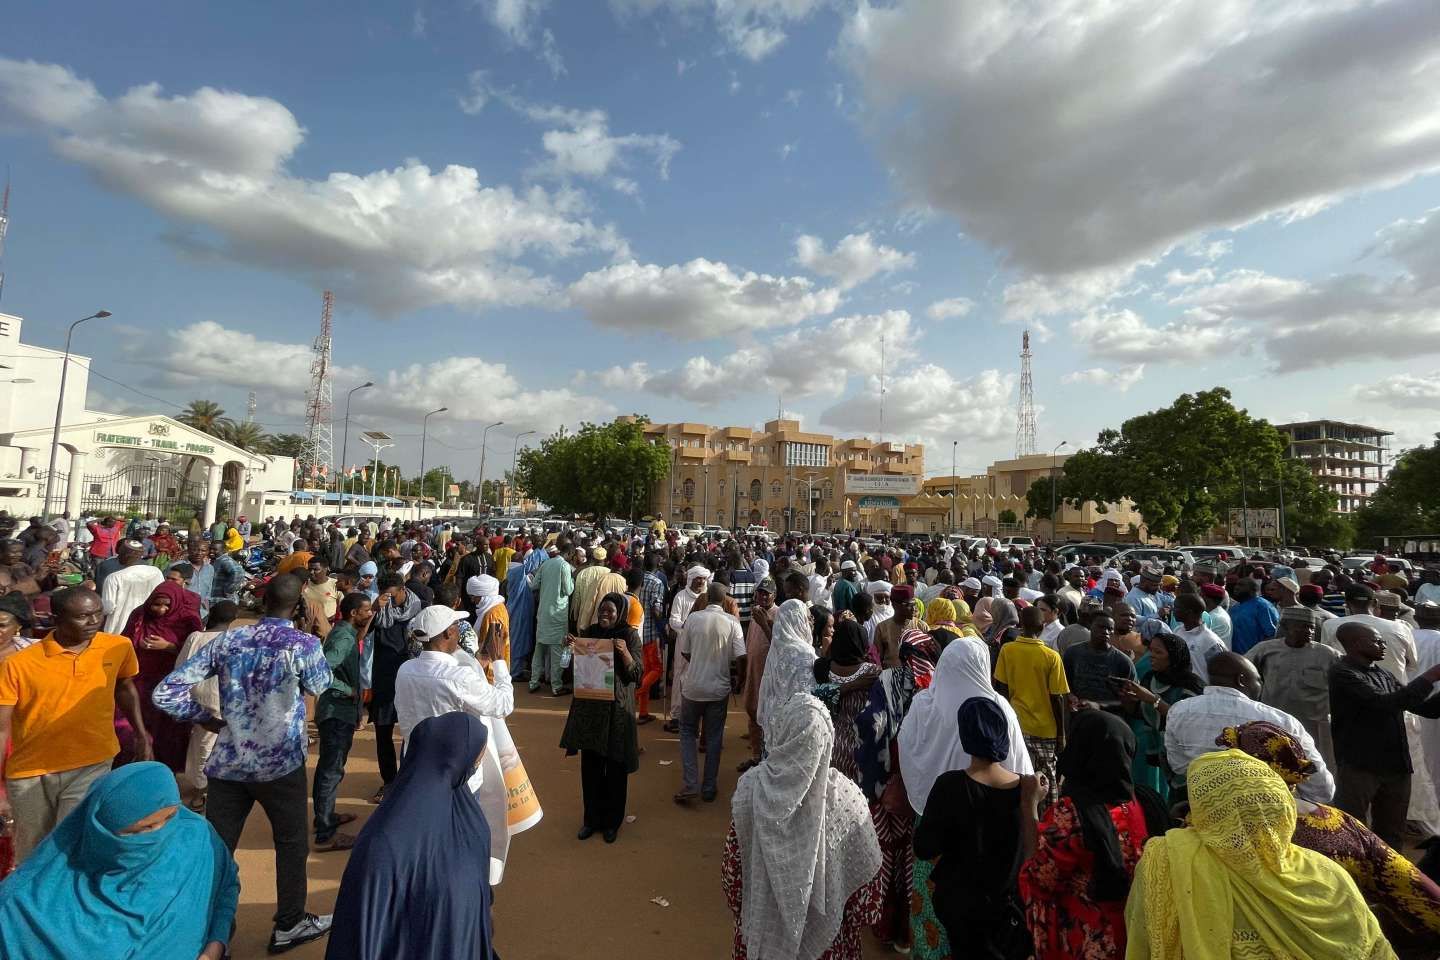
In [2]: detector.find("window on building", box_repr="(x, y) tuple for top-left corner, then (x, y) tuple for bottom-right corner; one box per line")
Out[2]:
(682, 478), (695, 500)
(749, 479), (761, 501)
(682, 507), (694, 522)
(784, 442), (829, 467)
(771, 480), (782, 499)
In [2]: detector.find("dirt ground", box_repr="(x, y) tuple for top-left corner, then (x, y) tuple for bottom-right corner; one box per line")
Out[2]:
(225, 687), (889, 959)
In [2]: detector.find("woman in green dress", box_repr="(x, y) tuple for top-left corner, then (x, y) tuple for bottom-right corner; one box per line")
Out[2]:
(1116, 627), (1203, 803)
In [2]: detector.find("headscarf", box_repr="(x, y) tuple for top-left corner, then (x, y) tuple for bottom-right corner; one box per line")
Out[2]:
(732, 693), (882, 960)
(984, 596), (1019, 645)
(327, 713), (495, 960)
(958, 696), (1010, 763)
(1216, 721), (1318, 788)
(925, 597), (957, 627)
(580, 593), (631, 641)
(222, 528), (244, 553)
(123, 580), (204, 676)
(0, 762), (238, 960)
(972, 595), (994, 634)
(358, 559), (379, 600)
(0, 590), (35, 629)
(757, 599), (819, 732)
(818, 619), (868, 676)
(856, 624), (941, 802)
(1057, 709), (1137, 902)
(949, 597), (979, 638)
(898, 637), (1032, 814)
(1142, 630), (1205, 695)
(466, 574), (504, 623)
(751, 557), (770, 582)
(1134, 749), (1393, 960)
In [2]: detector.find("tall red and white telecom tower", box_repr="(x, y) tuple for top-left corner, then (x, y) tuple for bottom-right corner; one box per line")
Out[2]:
(1014, 330), (1037, 457)
(300, 291), (335, 487)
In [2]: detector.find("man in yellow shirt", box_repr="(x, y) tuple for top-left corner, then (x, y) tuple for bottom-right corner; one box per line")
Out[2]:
(993, 604), (1069, 810)
(0, 586), (152, 860)
(493, 535), (516, 585)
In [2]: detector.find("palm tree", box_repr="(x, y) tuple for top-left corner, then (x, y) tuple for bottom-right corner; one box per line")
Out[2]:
(178, 399), (234, 436)
(215, 421), (270, 452)
(267, 433), (308, 458)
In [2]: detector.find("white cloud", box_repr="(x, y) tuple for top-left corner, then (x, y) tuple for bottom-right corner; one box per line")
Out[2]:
(783, 88), (803, 107)
(794, 231), (913, 290)
(144, 321), (365, 393)
(568, 258), (841, 337)
(477, 0), (565, 75)
(1354, 373), (1440, 410)
(464, 76), (680, 191)
(592, 309), (915, 402)
(611, 0), (829, 60)
(0, 59), (627, 316)
(1165, 268), (1214, 288)
(375, 356), (612, 433)
(1167, 269), (1309, 309)
(820, 365), (1015, 448)
(412, 9), (428, 36)
(1001, 263), (1146, 327)
(841, 0), (1440, 278)
(1069, 309), (1249, 364)
(779, 141), (797, 160)
(1061, 365), (1145, 392)
(925, 297), (974, 320)
(676, 58), (696, 75)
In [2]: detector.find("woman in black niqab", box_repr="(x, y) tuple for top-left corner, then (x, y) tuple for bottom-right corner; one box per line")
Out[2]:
(326, 712), (496, 960)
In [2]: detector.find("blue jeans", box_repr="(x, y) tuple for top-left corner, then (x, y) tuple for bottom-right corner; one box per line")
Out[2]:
(680, 697), (728, 795)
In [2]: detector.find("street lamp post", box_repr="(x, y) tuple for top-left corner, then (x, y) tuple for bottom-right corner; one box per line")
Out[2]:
(509, 431), (536, 512)
(339, 381), (374, 510)
(473, 421), (504, 518)
(951, 440), (958, 534)
(43, 311), (111, 517)
(417, 407), (448, 521)
(1050, 441), (1069, 539)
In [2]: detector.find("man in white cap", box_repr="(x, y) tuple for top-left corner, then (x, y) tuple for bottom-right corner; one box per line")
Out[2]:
(573, 549), (626, 631)
(664, 565), (713, 734)
(1123, 562), (1164, 621)
(466, 574), (511, 676)
(395, 605), (514, 747)
(832, 559), (862, 615)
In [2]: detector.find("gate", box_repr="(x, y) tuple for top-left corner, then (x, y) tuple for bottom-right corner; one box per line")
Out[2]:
(39, 461), (209, 520)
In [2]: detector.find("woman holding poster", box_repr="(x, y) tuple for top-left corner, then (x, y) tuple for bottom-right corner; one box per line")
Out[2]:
(559, 592), (644, 843)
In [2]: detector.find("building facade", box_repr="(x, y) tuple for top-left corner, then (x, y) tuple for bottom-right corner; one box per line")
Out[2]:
(922, 453), (1147, 540)
(637, 418), (924, 533)
(1276, 419), (1391, 514)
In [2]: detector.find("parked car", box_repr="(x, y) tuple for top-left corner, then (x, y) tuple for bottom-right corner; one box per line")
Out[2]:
(1341, 555), (1414, 574)
(1054, 542), (1122, 561)
(1000, 536), (1036, 549)
(1111, 547), (1196, 567)
(1186, 545), (1250, 564)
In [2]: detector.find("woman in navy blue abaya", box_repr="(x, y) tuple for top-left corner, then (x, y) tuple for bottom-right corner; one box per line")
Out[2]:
(326, 712), (497, 960)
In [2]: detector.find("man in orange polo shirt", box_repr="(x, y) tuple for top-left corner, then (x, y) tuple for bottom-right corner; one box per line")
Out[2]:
(0, 586), (152, 861)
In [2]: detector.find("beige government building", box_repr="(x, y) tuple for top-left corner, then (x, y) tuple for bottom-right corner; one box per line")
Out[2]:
(634, 417), (1146, 540)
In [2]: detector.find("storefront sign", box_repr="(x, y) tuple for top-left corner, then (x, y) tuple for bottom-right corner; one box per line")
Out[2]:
(843, 474), (920, 496)
(857, 496), (901, 508)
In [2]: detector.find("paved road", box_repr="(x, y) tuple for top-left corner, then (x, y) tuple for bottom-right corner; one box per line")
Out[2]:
(225, 687), (826, 959)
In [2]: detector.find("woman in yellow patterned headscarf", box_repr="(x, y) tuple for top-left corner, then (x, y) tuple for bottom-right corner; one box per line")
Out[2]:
(1125, 748), (1394, 960)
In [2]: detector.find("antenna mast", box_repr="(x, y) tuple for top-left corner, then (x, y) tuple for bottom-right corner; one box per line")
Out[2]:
(878, 333), (886, 442)
(1015, 330), (1037, 457)
(300, 291), (336, 488)
(246, 392), (257, 423)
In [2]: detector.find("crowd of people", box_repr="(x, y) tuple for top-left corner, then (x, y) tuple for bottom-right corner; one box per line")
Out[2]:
(0, 507), (1439, 958)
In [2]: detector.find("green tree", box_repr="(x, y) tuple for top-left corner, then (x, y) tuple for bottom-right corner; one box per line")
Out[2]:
(178, 400), (233, 435)
(267, 433), (308, 458)
(1024, 475), (1065, 519)
(215, 421), (270, 451)
(515, 417), (671, 519)
(998, 508), (1018, 525)
(1354, 435), (1440, 543)
(1060, 388), (1339, 543)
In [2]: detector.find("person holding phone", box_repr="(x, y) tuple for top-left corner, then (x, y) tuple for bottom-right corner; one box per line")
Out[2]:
(1060, 612), (1136, 715)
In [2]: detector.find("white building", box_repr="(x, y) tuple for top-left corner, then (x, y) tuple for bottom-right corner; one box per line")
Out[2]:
(0, 311), (295, 526)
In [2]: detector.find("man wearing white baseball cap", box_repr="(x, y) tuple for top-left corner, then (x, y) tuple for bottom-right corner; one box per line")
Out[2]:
(395, 605), (515, 748)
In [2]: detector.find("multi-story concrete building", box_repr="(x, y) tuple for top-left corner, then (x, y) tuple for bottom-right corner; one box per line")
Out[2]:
(636, 417), (924, 533)
(922, 453), (1147, 540)
(1276, 419), (1391, 514)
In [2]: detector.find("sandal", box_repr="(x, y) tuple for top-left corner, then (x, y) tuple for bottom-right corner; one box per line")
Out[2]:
(673, 791), (699, 805)
(637, 714), (656, 725)
(736, 759), (759, 774)
(334, 813), (358, 827)
(315, 832), (357, 852)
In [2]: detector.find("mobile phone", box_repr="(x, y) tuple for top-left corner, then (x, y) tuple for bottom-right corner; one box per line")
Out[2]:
(1105, 675), (1126, 690)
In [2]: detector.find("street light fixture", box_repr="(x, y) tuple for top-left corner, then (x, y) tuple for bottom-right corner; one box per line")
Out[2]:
(0, 378), (34, 384)
(509, 431), (537, 512)
(417, 407), (447, 521)
(43, 310), (111, 517)
(473, 420), (504, 518)
(339, 381), (374, 509)
(951, 440), (958, 535)
(1050, 440), (1069, 538)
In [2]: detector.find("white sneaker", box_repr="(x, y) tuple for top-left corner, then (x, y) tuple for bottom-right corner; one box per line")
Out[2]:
(268, 912), (332, 954)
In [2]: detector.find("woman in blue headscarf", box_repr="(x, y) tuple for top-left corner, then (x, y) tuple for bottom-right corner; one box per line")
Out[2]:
(506, 544), (546, 680)
(0, 761), (238, 960)
(326, 712), (496, 960)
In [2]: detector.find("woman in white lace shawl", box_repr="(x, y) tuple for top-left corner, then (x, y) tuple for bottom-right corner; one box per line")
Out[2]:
(722, 693), (883, 960)
(756, 599), (819, 735)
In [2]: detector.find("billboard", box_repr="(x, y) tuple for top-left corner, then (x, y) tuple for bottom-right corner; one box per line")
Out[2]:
(843, 474), (921, 496)
(1228, 507), (1279, 539)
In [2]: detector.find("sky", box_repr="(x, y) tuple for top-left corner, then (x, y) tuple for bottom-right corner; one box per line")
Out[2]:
(2, 0), (1439, 485)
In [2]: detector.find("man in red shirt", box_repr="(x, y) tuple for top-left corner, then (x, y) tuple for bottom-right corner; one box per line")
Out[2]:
(86, 515), (121, 560)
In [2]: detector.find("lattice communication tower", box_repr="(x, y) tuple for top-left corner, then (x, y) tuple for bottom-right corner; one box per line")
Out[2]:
(300, 291), (335, 486)
(0, 171), (9, 306)
(1014, 330), (1037, 457)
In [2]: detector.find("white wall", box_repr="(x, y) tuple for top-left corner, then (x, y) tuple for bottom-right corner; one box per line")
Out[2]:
(0, 312), (102, 483)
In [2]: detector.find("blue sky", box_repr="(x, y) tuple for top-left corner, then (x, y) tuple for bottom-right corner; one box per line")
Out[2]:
(3, 0), (1439, 483)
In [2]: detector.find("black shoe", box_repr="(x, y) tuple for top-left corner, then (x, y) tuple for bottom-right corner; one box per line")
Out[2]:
(577, 825), (595, 840)
(603, 828), (619, 843)
(702, 790), (717, 802)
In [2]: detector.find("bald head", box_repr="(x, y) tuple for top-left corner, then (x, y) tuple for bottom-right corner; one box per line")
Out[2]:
(1336, 621), (1385, 663)
(1206, 651), (1260, 700)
